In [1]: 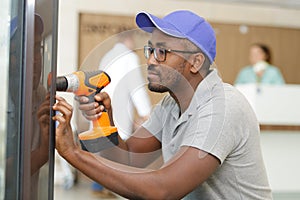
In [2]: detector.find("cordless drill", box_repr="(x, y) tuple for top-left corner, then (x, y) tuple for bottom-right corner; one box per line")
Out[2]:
(55, 70), (119, 152)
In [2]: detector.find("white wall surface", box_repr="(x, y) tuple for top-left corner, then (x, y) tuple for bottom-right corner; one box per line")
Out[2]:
(58, 0), (300, 193)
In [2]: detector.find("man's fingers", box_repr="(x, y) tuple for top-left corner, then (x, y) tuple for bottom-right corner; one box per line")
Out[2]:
(74, 93), (110, 121)
(95, 92), (111, 110)
(53, 114), (66, 125)
(38, 114), (50, 124)
(81, 111), (102, 121)
(94, 92), (108, 102)
(55, 96), (73, 110)
(53, 96), (73, 122)
(78, 102), (99, 111)
(74, 95), (90, 104)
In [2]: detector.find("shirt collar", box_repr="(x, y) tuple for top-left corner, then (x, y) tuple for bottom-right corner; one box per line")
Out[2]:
(180, 69), (223, 121)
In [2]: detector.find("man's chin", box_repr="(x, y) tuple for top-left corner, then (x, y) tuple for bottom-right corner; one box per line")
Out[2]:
(148, 83), (168, 93)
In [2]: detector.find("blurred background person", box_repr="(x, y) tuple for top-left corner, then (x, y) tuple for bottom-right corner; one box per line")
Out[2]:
(235, 43), (285, 85)
(90, 30), (152, 198)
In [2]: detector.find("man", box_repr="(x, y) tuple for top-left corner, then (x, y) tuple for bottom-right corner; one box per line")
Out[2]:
(53, 10), (272, 199)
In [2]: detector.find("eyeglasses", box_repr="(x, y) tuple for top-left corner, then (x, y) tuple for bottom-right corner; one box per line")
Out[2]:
(144, 45), (199, 62)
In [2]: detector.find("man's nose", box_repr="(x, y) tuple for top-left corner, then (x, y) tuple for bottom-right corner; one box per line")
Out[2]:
(147, 52), (158, 65)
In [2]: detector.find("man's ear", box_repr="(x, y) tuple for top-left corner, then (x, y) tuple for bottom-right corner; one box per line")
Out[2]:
(190, 53), (205, 74)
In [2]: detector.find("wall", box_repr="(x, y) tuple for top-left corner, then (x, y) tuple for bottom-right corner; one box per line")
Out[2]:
(212, 22), (300, 84)
(58, 0), (300, 193)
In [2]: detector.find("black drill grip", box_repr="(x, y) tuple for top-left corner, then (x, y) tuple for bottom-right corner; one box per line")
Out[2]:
(86, 92), (107, 113)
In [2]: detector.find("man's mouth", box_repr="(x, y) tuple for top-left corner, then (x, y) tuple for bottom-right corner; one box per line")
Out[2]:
(147, 66), (160, 80)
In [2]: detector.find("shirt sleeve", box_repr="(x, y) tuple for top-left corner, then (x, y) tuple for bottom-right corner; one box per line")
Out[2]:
(142, 104), (164, 142)
(142, 96), (172, 142)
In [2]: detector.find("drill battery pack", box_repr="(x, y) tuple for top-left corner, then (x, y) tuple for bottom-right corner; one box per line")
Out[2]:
(80, 132), (119, 153)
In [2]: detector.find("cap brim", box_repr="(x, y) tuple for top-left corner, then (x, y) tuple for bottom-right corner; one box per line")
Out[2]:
(136, 11), (185, 38)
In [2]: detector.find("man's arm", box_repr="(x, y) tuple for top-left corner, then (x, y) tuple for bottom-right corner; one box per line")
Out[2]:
(76, 92), (160, 167)
(31, 93), (50, 175)
(53, 96), (220, 199)
(99, 126), (161, 167)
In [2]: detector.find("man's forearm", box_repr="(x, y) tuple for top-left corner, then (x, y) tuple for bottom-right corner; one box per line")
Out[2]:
(99, 135), (161, 168)
(31, 146), (49, 175)
(62, 147), (168, 200)
(100, 135), (130, 165)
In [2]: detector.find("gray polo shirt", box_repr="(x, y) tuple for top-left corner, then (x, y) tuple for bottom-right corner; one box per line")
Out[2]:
(142, 70), (272, 199)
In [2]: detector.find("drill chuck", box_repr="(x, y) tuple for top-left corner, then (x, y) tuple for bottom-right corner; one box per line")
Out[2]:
(56, 76), (68, 91)
(56, 74), (79, 93)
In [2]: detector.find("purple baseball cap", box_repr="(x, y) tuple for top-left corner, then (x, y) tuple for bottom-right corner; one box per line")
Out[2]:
(136, 10), (216, 64)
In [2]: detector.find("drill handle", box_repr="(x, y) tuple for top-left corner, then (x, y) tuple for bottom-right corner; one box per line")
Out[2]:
(87, 93), (97, 104)
(86, 92), (106, 112)
(87, 93), (112, 128)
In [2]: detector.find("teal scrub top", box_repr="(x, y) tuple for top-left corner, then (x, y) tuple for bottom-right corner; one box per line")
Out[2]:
(235, 65), (285, 85)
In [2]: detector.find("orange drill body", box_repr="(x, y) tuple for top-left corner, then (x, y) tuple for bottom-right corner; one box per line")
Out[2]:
(72, 70), (110, 96)
(55, 70), (118, 152)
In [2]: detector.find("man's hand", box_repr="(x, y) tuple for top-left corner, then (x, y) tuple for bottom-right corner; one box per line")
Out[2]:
(37, 93), (51, 147)
(53, 96), (78, 158)
(76, 92), (114, 125)
(30, 93), (51, 174)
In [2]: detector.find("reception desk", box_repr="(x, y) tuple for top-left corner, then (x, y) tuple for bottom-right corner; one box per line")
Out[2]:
(235, 84), (300, 128)
(236, 84), (300, 193)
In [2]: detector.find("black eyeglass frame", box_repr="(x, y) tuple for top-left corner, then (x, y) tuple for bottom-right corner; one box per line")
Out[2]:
(144, 45), (200, 62)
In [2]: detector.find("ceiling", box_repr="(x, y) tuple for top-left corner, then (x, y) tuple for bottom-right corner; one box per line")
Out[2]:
(191, 0), (300, 10)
